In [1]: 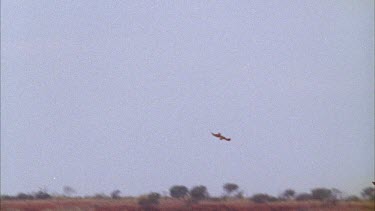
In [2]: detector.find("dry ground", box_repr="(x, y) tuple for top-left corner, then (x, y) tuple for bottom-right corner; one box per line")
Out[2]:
(1, 198), (374, 211)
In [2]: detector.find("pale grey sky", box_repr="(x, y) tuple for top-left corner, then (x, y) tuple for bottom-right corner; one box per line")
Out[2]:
(1, 0), (374, 197)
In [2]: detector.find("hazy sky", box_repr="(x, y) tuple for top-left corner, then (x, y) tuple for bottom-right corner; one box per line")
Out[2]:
(1, 0), (374, 197)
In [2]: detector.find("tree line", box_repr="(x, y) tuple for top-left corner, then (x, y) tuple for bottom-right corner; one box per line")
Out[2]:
(1, 183), (374, 207)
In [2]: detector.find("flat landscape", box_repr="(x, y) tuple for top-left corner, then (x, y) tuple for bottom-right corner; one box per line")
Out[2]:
(1, 199), (374, 211)
(2, 2), (374, 211)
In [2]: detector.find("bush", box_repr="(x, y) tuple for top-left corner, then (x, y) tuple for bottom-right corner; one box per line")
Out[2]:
(1, 195), (15, 200)
(16, 193), (34, 200)
(111, 190), (121, 199)
(361, 187), (375, 200)
(169, 185), (189, 199)
(295, 193), (313, 201)
(311, 188), (332, 201)
(223, 183), (239, 197)
(280, 189), (295, 200)
(63, 186), (76, 197)
(235, 191), (244, 199)
(208, 197), (222, 202)
(138, 192), (161, 206)
(34, 191), (51, 199)
(345, 195), (360, 201)
(251, 193), (277, 203)
(190, 186), (209, 202)
(93, 193), (110, 199)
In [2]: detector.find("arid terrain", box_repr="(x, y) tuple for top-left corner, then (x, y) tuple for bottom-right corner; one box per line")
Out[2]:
(1, 199), (374, 211)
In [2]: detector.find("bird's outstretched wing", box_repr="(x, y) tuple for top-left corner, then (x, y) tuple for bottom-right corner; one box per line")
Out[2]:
(222, 137), (231, 141)
(211, 132), (221, 138)
(211, 132), (231, 141)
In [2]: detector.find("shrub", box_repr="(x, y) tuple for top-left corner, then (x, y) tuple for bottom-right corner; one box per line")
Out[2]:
(93, 193), (110, 199)
(251, 193), (277, 203)
(190, 186), (209, 202)
(34, 191), (51, 199)
(295, 193), (313, 201)
(345, 195), (360, 201)
(311, 188), (332, 201)
(138, 192), (161, 206)
(280, 189), (295, 200)
(169, 185), (189, 199)
(1, 195), (15, 200)
(16, 193), (34, 200)
(223, 183), (239, 197)
(111, 190), (121, 199)
(63, 186), (76, 197)
(361, 187), (375, 200)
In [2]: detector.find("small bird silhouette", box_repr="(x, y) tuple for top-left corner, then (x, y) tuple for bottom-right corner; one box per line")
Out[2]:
(211, 132), (231, 141)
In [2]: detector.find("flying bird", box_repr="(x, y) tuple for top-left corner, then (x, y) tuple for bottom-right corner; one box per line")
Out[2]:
(211, 132), (231, 141)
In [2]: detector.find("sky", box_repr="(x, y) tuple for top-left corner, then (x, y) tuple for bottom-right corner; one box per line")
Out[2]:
(1, 0), (374, 197)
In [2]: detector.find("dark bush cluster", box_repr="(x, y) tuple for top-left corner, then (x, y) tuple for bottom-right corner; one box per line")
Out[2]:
(169, 185), (189, 199)
(2, 183), (374, 206)
(111, 190), (121, 199)
(295, 193), (313, 201)
(1, 191), (51, 200)
(17, 193), (35, 200)
(138, 192), (161, 207)
(34, 191), (52, 199)
(251, 193), (277, 203)
(189, 185), (209, 202)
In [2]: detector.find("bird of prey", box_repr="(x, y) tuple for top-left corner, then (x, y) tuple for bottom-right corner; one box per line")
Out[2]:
(211, 132), (231, 141)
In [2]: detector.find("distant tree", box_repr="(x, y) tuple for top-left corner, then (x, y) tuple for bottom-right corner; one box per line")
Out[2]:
(111, 190), (121, 199)
(234, 190), (244, 199)
(93, 193), (109, 199)
(148, 192), (161, 204)
(361, 187), (375, 200)
(280, 189), (295, 200)
(311, 188), (332, 201)
(295, 193), (313, 201)
(169, 185), (189, 199)
(138, 192), (161, 206)
(331, 188), (342, 200)
(344, 195), (360, 201)
(16, 193), (34, 200)
(223, 183), (239, 197)
(63, 186), (76, 197)
(34, 191), (51, 199)
(138, 196), (149, 206)
(251, 193), (277, 203)
(1, 195), (15, 200)
(208, 196), (222, 201)
(190, 186), (209, 202)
